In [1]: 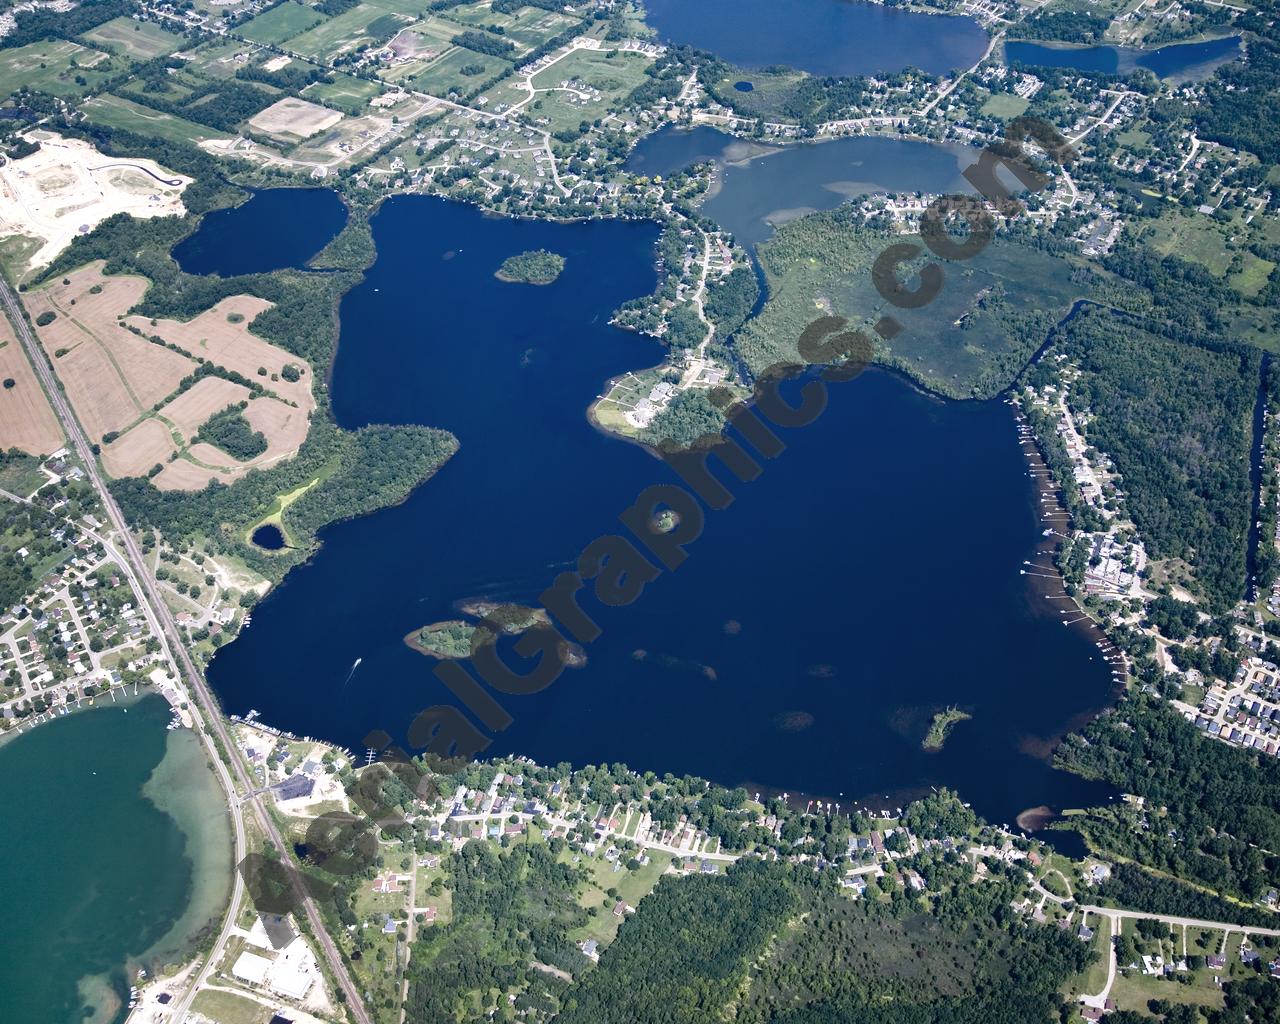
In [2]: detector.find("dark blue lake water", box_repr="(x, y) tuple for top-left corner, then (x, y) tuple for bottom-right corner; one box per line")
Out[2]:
(644, 0), (989, 77)
(173, 188), (348, 276)
(204, 194), (1116, 824)
(1005, 35), (1241, 81)
(626, 127), (975, 247)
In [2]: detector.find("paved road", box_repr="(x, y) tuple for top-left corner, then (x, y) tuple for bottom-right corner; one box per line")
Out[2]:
(0, 278), (372, 1024)
(1076, 904), (1280, 937)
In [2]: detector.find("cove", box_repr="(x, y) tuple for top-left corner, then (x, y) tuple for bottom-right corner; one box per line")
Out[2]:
(626, 126), (977, 247)
(1005, 35), (1241, 82)
(206, 194), (1116, 826)
(643, 0), (989, 78)
(173, 187), (348, 276)
(0, 695), (233, 1024)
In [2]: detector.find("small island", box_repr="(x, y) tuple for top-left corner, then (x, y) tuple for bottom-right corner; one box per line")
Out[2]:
(921, 706), (972, 752)
(406, 620), (477, 660)
(496, 249), (565, 285)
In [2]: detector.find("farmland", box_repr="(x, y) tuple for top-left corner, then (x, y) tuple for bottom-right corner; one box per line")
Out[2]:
(0, 40), (116, 98)
(0, 324), (62, 457)
(26, 265), (315, 491)
(80, 93), (232, 147)
(79, 16), (186, 60)
(237, 0), (325, 44)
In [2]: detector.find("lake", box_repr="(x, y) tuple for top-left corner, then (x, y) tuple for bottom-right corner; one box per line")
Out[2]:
(626, 127), (976, 247)
(204, 193), (1117, 826)
(0, 695), (232, 1024)
(173, 187), (348, 276)
(1005, 35), (1241, 82)
(643, 0), (989, 77)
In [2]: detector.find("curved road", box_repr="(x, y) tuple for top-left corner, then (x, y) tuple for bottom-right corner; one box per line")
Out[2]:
(0, 277), (372, 1024)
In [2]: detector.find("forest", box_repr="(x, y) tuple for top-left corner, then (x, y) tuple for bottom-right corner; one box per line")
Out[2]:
(195, 403), (268, 461)
(496, 249), (565, 285)
(1056, 697), (1280, 900)
(1061, 305), (1258, 612)
(23, 171), (457, 580)
(404, 840), (585, 1023)
(556, 858), (795, 1024)
(1185, 0), (1280, 164)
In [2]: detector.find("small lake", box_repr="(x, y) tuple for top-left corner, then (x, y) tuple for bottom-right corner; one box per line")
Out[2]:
(626, 126), (976, 247)
(207, 194), (1117, 827)
(173, 187), (348, 277)
(644, 0), (989, 77)
(252, 523), (287, 550)
(1005, 34), (1241, 82)
(0, 695), (232, 1024)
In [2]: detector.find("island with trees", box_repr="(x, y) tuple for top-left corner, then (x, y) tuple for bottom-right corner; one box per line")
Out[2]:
(496, 249), (565, 285)
(921, 707), (973, 751)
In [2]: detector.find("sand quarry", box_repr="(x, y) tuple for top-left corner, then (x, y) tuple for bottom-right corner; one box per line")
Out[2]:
(0, 132), (190, 274)
(27, 263), (314, 490)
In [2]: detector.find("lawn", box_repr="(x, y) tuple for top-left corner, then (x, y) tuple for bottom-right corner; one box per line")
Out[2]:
(286, 4), (408, 61)
(238, 0), (325, 44)
(1230, 252), (1275, 297)
(709, 67), (809, 121)
(979, 92), (1030, 119)
(504, 8), (581, 50)
(80, 16), (185, 59)
(0, 453), (47, 497)
(1109, 968), (1224, 1014)
(411, 45), (513, 96)
(1143, 210), (1234, 276)
(302, 73), (383, 114)
(1116, 127), (1152, 149)
(528, 48), (653, 134)
(1071, 917), (1112, 998)
(81, 93), (230, 146)
(0, 40), (116, 98)
(190, 989), (271, 1024)
(565, 848), (673, 945)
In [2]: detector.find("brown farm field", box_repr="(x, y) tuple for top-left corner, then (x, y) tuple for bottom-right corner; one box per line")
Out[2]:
(102, 417), (175, 478)
(27, 268), (196, 438)
(0, 321), (62, 455)
(248, 97), (344, 141)
(159, 376), (252, 438)
(28, 263), (316, 490)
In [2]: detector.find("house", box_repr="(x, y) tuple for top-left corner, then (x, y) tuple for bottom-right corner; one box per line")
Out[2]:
(272, 775), (315, 802)
(580, 939), (599, 961)
(1208, 955), (1227, 969)
(232, 951), (272, 986)
(1078, 925), (1095, 942)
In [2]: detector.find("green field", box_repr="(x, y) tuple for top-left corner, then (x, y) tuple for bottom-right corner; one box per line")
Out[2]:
(1230, 252), (1276, 297)
(528, 48), (653, 133)
(302, 72), (383, 113)
(736, 208), (1096, 398)
(979, 92), (1030, 119)
(81, 93), (230, 146)
(1142, 210), (1234, 276)
(708, 67), (818, 122)
(0, 40), (117, 98)
(286, 4), (407, 60)
(239, 1), (325, 43)
(504, 7), (580, 50)
(80, 16), (185, 59)
(190, 989), (271, 1024)
(411, 45), (513, 96)
(1116, 127), (1152, 149)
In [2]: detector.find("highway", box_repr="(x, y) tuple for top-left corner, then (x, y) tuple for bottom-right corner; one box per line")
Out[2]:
(0, 276), (372, 1024)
